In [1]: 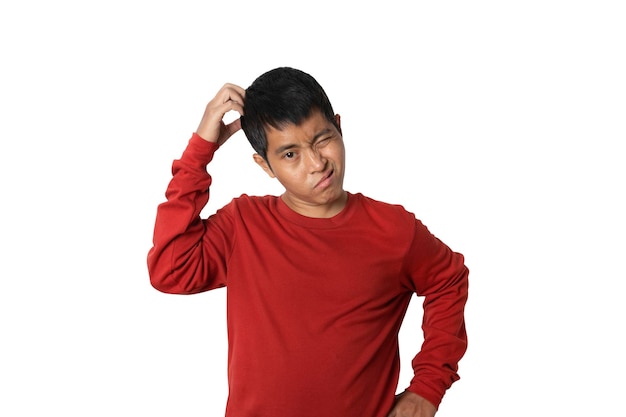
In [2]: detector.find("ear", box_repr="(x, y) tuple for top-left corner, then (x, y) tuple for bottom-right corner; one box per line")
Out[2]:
(253, 153), (275, 178)
(334, 114), (342, 134)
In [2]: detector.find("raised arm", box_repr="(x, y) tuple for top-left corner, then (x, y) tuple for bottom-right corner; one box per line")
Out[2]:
(147, 84), (245, 294)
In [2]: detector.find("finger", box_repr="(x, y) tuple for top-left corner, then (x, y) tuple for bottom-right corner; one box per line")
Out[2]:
(223, 83), (246, 99)
(217, 83), (246, 107)
(208, 96), (244, 123)
(222, 99), (244, 116)
(223, 118), (242, 139)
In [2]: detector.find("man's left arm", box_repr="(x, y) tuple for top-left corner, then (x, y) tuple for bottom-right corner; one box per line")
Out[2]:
(400, 219), (469, 412)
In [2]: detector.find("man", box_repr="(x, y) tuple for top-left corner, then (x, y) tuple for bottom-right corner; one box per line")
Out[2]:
(147, 67), (468, 417)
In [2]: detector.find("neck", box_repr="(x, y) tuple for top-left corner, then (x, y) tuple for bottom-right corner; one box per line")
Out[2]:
(281, 191), (348, 219)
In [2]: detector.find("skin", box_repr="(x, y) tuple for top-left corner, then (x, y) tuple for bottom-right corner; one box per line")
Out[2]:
(195, 83), (437, 417)
(387, 391), (437, 417)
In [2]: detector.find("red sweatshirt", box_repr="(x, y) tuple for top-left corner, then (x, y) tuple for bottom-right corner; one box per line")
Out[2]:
(147, 134), (468, 417)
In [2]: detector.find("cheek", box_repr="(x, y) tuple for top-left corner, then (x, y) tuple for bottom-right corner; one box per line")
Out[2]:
(275, 165), (305, 184)
(329, 145), (345, 164)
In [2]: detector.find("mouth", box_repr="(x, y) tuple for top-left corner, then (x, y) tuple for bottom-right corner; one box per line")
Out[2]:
(315, 169), (334, 188)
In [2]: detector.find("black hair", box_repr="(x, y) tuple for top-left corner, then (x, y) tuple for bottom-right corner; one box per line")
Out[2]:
(241, 67), (337, 161)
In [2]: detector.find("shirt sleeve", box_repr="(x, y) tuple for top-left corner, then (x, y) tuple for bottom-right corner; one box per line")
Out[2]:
(147, 133), (233, 294)
(402, 219), (469, 409)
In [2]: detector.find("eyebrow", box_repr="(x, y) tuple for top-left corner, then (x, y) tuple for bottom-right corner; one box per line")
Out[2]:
(273, 128), (334, 155)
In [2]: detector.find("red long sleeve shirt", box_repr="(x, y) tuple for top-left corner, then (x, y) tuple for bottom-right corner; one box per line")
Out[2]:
(147, 134), (468, 416)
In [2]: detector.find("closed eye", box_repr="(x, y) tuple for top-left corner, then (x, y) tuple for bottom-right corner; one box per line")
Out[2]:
(312, 138), (332, 154)
(315, 136), (332, 148)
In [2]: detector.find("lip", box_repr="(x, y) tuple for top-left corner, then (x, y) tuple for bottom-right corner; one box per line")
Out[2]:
(315, 169), (334, 189)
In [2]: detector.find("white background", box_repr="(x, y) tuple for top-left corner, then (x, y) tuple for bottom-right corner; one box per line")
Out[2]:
(1, 1), (624, 415)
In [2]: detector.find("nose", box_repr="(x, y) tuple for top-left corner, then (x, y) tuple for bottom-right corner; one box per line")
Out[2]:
(306, 147), (327, 173)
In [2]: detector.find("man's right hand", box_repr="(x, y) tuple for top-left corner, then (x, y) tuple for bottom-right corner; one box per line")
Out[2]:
(196, 83), (246, 146)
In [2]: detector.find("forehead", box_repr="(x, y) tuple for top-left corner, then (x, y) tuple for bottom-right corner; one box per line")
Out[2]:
(265, 110), (336, 149)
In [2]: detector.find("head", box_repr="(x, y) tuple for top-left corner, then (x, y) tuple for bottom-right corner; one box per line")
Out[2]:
(241, 67), (346, 218)
(241, 67), (339, 163)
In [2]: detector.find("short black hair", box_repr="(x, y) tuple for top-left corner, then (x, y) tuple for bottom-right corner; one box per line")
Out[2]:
(241, 67), (337, 161)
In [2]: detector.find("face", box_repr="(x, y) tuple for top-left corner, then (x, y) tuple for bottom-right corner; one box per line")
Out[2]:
(253, 110), (347, 218)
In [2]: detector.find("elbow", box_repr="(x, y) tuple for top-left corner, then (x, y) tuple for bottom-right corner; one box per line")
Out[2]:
(147, 260), (218, 295)
(149, 273), (178, 294)
(147, 248), (182, 294)
(147, 246), (224, 295)
(149, 270), (201, 295)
